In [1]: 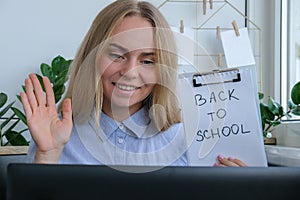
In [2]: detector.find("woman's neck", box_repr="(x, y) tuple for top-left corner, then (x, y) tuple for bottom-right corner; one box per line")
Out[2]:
(102, 102), (142, 122)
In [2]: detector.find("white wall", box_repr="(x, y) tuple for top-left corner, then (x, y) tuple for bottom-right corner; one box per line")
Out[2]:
(0, 0), (270, 104)
(0, 0), (113, 101)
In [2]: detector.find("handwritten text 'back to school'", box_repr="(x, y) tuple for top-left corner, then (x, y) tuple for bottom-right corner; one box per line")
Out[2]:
(194, 89), (251, 142)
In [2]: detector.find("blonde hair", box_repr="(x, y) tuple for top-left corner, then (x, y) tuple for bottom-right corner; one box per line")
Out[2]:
(62, 0), (181, 131)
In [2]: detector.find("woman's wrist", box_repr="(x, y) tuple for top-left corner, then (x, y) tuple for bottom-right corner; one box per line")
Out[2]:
(34, 148), (63, 164)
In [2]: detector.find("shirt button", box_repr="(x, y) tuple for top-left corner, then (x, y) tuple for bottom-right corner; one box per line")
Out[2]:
(119, 124), (124, 130)
(117, 137), (124, 144)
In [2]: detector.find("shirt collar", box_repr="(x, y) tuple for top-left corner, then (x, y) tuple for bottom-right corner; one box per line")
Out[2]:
(122, 107), (159, 138)
(96, 106), (159, 140)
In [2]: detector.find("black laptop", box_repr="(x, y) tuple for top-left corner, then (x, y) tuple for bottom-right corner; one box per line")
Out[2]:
(6, 163), (300, 200)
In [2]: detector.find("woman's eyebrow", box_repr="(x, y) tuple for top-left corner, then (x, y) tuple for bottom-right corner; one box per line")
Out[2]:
(108, 43), (155, 57)
(108, 43), (128, 53)
(140, 52), (155, 59)
(141, 52), (155, 56)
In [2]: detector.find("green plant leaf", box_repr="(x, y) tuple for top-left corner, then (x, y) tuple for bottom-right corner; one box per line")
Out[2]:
(35, 73), (45, 92)
(22, 85), (26, 92)
(0, 101), (15, 118)
(258, 92), (264, 100)
(66, 59), (72, 67)
(4, 117), (19, 134)
(262, 130), (268, 137)
(260, 102), (275, 121)
(54, 75), (67, 86)
(0, 92), (8, 108)
(0, 113), (15, 130)
(291, 105), (300, 115)
(53, 85), (65, 103)
(11, 107), (27, 125)
(5, 130), (29, 146)
(260, 102), (275, 132)
(288, 99), (296, 109)
(277, 106), (284, 116)
(291, 81), (300, 105)
(52, 55), (66, 75)
(41, 63), (55, 83)
(261, 119), (267, 131)
(16, 95), (21, 103)
(40, 63), (51, 75)
(267, 97), (283, 115)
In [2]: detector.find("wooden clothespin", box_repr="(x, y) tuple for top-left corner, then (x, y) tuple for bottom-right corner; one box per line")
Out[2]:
(203, 0), (207, 15)
(216, 26), (220, 40)
(218, 53), (222, 67)
(210, 0), (213, 9)
(180, 19), (184, 33)
(232, 20), (240, 36)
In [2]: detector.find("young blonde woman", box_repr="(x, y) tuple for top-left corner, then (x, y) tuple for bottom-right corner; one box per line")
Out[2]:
(21, 0), (246, 167)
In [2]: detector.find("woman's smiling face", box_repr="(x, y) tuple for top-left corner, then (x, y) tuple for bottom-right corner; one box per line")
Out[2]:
(99, 15), (157, 119)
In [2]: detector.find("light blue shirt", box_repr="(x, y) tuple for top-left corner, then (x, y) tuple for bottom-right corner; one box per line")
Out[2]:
(27, 107), (189, 166)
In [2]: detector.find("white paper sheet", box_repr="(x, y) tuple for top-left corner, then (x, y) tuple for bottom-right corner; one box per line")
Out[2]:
(220, 28), (255, 68)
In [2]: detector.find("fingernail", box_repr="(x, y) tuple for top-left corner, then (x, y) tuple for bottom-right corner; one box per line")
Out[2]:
(229, 157), (235, 161)
(218, 155), (224, 159)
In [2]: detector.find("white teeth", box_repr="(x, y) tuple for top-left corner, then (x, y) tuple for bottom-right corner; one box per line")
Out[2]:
(116, 84), (137, 91)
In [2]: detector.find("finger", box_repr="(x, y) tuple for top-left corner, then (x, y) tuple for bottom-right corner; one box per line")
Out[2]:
(217, 155), (239, 167)
(43, 76), (56, 108)
(228, 157), (247, 167)
(20, 91), (32, 117)
(61, 98), (73, 126)
(29, 73), (45, 107)
(25, 76), (38, 109)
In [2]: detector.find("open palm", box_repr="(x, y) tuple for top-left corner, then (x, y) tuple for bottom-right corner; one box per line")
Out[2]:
(20, 74), (72, 162)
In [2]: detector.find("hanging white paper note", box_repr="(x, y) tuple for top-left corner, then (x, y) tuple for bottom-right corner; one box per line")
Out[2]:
(178, 66), (267, 166)
(220, 28), (255, 68)
(171, 26), (195, 66)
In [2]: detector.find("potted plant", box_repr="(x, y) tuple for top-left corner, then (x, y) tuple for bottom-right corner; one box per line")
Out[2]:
(0, 55), (72, 155)
(259, 81), (300, 144)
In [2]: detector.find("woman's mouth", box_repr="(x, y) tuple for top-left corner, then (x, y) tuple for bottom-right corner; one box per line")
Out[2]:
(114, 83), (140, 91)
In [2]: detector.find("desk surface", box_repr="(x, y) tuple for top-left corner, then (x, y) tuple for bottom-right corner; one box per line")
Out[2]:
(0, 146), (28, 156)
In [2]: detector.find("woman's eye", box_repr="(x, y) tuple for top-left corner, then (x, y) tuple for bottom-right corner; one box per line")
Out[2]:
(108, 53), (125, 61)
(141, 60), (155, 66)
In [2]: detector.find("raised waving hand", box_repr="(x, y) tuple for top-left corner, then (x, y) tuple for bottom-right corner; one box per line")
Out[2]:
(20, 74), (73, 163)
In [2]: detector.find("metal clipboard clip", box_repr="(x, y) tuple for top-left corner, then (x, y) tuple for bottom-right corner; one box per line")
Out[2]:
(192, 68), (241, 87)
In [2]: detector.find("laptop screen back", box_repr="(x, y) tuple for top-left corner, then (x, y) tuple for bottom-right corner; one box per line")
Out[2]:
(6, 163), (300, 200)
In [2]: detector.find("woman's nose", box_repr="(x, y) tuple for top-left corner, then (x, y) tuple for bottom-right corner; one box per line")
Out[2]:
(120, 58), (139, 79)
